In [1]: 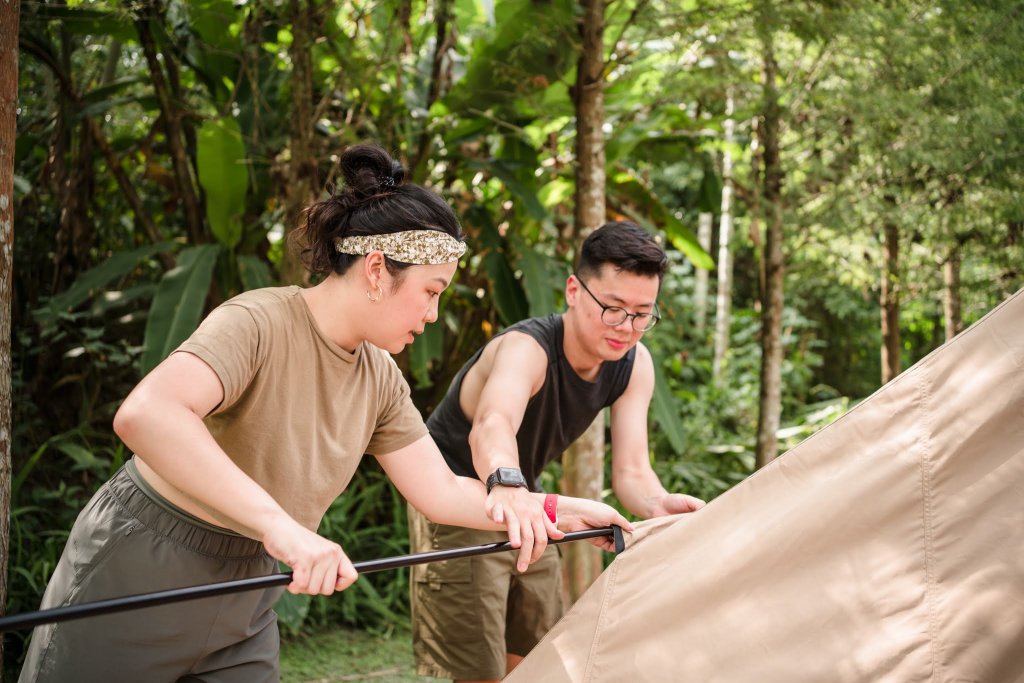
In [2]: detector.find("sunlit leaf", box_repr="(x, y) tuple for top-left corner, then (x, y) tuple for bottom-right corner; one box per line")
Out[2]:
(197, 118), (248, 249)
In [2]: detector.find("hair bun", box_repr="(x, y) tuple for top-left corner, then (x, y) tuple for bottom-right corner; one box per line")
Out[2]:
(340, 144), (405, 197)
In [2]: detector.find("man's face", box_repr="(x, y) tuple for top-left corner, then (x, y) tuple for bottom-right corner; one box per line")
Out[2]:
(567, 263), (660, 361)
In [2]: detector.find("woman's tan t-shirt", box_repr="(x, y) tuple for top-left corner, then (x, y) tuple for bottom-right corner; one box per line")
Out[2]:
(176, 286), (427, 531)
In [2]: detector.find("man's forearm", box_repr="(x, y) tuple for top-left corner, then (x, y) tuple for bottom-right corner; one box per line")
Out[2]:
(468, 414), (522, 480)
(613, 469), (670, 518)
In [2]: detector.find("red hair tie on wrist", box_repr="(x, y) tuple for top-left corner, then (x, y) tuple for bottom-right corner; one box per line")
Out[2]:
(544, 494), (558, 523)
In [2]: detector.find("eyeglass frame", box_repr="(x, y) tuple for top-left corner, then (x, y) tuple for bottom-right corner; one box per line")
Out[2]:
(573, 274), (661, 332)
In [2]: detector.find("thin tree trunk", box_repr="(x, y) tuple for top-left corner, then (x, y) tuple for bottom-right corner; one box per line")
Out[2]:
(880, 221), (900, 383)
(560, 418), (604, 604)
(713, 91), (735, 379)
(87, 118), (172, 268)
(943, 246), (961, 341)
(0, 2), (21, 658)
(135, 3), (205, 245)
(280, 0), (318, 286)
(754, 20), (785, 471)
(562, 0), (606, 604)
(694, 211), (712, 335)
(410, 0), (453, 182)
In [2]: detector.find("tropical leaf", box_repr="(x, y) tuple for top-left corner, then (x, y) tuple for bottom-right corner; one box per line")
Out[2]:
(472, 158), (548, 222)
(649, 349), (687, 455)
(197, 117), (248, 249)
(483, 251), (529, 326)
(698, 162), (724, 213)
(187, 0), (244, 103)
(238, 254), (275, 291)
(26, 5), (135, 41)
(471, 207), (530, 325)
(55, 441), (109, 474)
(274, 589), (311, 635)
(33, 242), (177, 331)
(514, 238), (565, 317)
(443, 0), (577, 118)
(410, 321), (444, 389)
(609, 170), (715, 270)
(140, 245), (221, 375)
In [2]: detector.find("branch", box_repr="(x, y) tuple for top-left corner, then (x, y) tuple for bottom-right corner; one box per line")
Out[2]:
(134, 2), (206, 244)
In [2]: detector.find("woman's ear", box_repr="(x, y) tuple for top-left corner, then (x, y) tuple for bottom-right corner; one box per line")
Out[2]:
(363, 251), (386, 288)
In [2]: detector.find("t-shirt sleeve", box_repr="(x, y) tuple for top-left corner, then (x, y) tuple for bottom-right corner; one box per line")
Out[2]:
(175, 303), (262, 413)
(366, 357), (428, 455)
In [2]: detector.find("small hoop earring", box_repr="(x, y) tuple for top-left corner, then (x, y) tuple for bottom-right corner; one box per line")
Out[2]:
(366, 284), (383, 303)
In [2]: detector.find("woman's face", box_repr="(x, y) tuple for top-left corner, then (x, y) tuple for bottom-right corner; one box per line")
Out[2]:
(372, 260), (458, 353)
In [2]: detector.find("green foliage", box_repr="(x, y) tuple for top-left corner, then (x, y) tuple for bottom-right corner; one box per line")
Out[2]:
(443, 0), (578, 119)
(638, 253), (844, 503)
(140, 244), (222, 375)
(8, 2), (1024, 671)
(277, 460), (416, 634)
(197, 117), (248, 249)
(32, 242), (176, 334)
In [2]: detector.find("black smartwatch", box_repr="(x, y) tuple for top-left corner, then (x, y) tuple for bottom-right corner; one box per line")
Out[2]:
(486, 467), (528, 493)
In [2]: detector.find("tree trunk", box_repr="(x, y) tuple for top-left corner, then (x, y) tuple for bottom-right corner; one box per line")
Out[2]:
(712, 90), (735, 379)
(754, 21), (785, 471)
(880, 221), (900, 383)
(410, 0), (453, 181)
(135, 2), (206, 245)
(562, 0), (606, 604)
(88, 118), (173, 269)
(0, 2), (20, 660)
(560, 418), (604, 604)
(943, 246), (962, 341)
(279, 0), (318, 287)
(694, 212), (712, 336)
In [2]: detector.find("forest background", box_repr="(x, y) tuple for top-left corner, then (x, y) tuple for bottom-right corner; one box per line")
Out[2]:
(1, 0), (1022, 676)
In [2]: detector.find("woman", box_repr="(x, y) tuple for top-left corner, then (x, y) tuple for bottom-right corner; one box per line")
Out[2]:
(19, 144), (630, 683)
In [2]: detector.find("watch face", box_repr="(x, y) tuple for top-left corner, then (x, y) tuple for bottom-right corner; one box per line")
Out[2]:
(497, 467), (526, 486)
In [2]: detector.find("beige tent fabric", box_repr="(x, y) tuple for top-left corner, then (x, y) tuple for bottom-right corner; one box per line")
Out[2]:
(508, 289), (1024, 683)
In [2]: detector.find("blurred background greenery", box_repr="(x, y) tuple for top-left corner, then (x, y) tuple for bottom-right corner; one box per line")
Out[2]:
(5, 0), (1022, 675)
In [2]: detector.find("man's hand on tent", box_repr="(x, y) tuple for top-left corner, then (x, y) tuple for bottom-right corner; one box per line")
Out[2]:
(648, 493), (705, 518)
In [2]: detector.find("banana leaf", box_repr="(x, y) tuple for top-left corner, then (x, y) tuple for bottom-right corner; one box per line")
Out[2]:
(140, 244), (221, 375)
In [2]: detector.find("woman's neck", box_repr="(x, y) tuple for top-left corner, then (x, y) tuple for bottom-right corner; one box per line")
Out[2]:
(299, 276), (366, 352)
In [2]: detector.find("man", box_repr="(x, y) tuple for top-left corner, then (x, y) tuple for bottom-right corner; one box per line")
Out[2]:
(409, 221), (705, 682)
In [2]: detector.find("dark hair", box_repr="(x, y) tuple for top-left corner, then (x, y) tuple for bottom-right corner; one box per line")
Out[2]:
(576, 221), (668, 282)
(292, 144), (463, 279)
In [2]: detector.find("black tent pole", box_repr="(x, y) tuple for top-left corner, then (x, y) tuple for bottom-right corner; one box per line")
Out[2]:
(0, 525), (625, 633)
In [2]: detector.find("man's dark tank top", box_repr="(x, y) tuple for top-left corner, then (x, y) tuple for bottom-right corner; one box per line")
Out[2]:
(426, 314), (636, 491)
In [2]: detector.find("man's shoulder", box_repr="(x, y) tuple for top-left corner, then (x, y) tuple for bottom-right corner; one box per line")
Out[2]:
(490, 326), (551, 364)
(498, 315), (560, 353)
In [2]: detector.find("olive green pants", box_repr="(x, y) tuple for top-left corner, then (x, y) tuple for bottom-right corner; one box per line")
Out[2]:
(408, 506), (564, 680)
(18, 459), (282, 683)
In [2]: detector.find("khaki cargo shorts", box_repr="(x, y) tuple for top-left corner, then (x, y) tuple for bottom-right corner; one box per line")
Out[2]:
(408, 506), (564, 680)
(18, 458), (282, 683)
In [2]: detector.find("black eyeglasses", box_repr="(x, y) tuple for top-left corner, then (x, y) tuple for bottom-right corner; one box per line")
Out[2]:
(575, 275), (660, 332)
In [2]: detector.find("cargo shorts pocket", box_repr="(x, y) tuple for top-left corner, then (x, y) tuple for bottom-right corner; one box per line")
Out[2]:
(414, 553), (472, 589)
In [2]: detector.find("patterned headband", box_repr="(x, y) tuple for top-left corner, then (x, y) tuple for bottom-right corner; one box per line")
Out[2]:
(334, 230), (467, 265)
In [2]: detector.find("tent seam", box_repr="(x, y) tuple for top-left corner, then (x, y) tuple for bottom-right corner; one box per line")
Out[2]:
(582, 557), (621, 682)
(917, 365), (944, 681)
